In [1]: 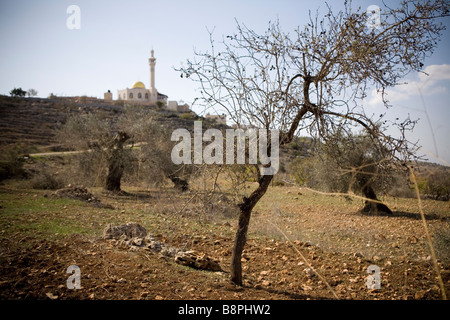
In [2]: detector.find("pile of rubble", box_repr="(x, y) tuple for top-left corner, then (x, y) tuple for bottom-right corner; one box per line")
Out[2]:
(52, 185), (97, 201)
(103, 222), (222, 272)
(49, 185), (114, 209)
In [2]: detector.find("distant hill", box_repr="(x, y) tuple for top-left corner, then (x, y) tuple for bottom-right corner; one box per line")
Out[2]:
(0, 95), (121, 151)
(0, 95), (220, 153)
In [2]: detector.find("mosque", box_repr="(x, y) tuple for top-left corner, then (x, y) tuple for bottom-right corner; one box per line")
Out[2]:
(104, 49), (189, 112)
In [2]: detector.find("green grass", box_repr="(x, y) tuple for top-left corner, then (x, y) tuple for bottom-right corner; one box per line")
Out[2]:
(0, 185), (234, 247)
(0, 188), (115, 241)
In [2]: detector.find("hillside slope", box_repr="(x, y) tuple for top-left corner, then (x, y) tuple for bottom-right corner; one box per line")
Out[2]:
(0, 95), (206, 152)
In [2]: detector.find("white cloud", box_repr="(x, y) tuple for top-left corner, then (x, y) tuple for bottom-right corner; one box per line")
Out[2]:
(419, 64), (450, 82)
(367, 64), (450, 107)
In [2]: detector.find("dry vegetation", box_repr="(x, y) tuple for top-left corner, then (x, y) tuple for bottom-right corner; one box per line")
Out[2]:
(0, 95), (449, 300)
(1, 0), (450, 301)
(0, 161), (449, 300)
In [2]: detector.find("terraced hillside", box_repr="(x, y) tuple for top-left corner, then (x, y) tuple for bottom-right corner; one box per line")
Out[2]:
(0, 95), (312, 161)
(0, 95), (123, 151)
(0, 95), (206, 153)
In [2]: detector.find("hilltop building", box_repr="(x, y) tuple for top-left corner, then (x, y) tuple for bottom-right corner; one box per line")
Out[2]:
(105, 50), (189, 112)
(205, 113), (227, 125)
(167, 100), (190, 113)
(104, 90), (112, 101)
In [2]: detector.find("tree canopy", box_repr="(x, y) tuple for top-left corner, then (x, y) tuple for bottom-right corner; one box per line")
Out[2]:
(180, 0), (450, 285)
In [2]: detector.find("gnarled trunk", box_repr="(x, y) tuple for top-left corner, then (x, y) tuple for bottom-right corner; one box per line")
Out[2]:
(361, 183), (392, 215)
(231, 174), (273, 285)
(168, 174), (189, 192)
(105, 132), (130, 192)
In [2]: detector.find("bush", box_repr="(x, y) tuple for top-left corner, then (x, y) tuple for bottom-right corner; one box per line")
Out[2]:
(425, 171), (450, 200)
(0, 145), (27, 181)
(387, 173), (415, 198)
(434, 227), (450, 263)
(30, 170), (64, 190)
(10, 87), (26, 97)
(179, 113), (196, 120)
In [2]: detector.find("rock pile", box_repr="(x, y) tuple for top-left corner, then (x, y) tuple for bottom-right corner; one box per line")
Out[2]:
(53, 185), (95, 200)
(103, 222), (222, 272)
(50, 185), (114, 209)
(103, 222), (147, 240)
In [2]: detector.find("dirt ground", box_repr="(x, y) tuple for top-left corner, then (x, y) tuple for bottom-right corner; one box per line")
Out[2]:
(0, 185), (449, 300)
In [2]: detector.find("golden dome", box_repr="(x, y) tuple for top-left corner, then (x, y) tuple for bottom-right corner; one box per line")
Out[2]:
(131, 81), (145, 89)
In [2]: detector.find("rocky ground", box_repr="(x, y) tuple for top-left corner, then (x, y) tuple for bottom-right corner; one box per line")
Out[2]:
(0, 185), (449, 300)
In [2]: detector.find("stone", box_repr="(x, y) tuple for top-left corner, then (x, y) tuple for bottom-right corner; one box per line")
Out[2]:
(132, 238), (145, 247)
(175, 250), (200, 267)
(414, 290), (427, 300)
(304, 268), (315, 278)
(161, 246), (179, 257)
(174, 250), (222, 271)
(45, 292), (58, 300)
(301, 284), (313, 291)
(103, 222), (147, 240)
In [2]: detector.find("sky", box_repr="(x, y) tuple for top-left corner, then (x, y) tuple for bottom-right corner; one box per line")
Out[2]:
(0, 0), (449, 165)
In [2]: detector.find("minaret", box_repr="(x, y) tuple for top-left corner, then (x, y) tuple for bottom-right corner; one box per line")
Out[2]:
(148, 49), (156, 97)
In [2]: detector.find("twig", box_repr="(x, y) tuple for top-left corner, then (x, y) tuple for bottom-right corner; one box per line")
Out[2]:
(266, 219), (340, 299)
(176, 193), (198, 215)
(408, 165), (447, 300)
(282, 179), (390, 206)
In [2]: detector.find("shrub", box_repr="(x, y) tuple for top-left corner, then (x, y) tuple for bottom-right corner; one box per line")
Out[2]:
(10, 87), (26, 97)
(0, 145), (27, 181)
(30, 170), (64, 190)
(434, 227), (450, 263)
(425, 171), (450, 200)
(179, 113), (196, 120)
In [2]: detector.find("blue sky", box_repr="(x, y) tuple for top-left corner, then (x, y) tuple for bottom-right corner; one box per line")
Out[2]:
(0, 0), (449, 164)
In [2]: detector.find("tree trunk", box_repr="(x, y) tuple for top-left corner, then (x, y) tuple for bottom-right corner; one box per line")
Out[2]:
(168, 174), (189, 192)
(231, 174), (273, 285)
(105, 132), (130, 192)
(106, 158), (125, 192)
(361, 183), (392, 215)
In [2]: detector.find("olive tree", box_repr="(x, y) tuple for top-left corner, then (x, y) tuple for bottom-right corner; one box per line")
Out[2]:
(310, 129), (408, 214)
(118, 106), (191, 191)
(57, 112), (132, 192)
(58, 107), (191, 193)
(180, 0), (449, 285)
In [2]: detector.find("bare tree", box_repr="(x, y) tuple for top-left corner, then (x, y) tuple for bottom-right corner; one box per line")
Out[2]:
(27, 89), (38, 98)
(179, 0), (449, 285)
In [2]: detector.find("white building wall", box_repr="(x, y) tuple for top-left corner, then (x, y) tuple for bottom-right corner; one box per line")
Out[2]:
(167, 100), (178, 111)
(117, 88), (156, 103)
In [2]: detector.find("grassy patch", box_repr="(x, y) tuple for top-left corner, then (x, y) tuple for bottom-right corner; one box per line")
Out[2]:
(0, 188), (118, 241)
